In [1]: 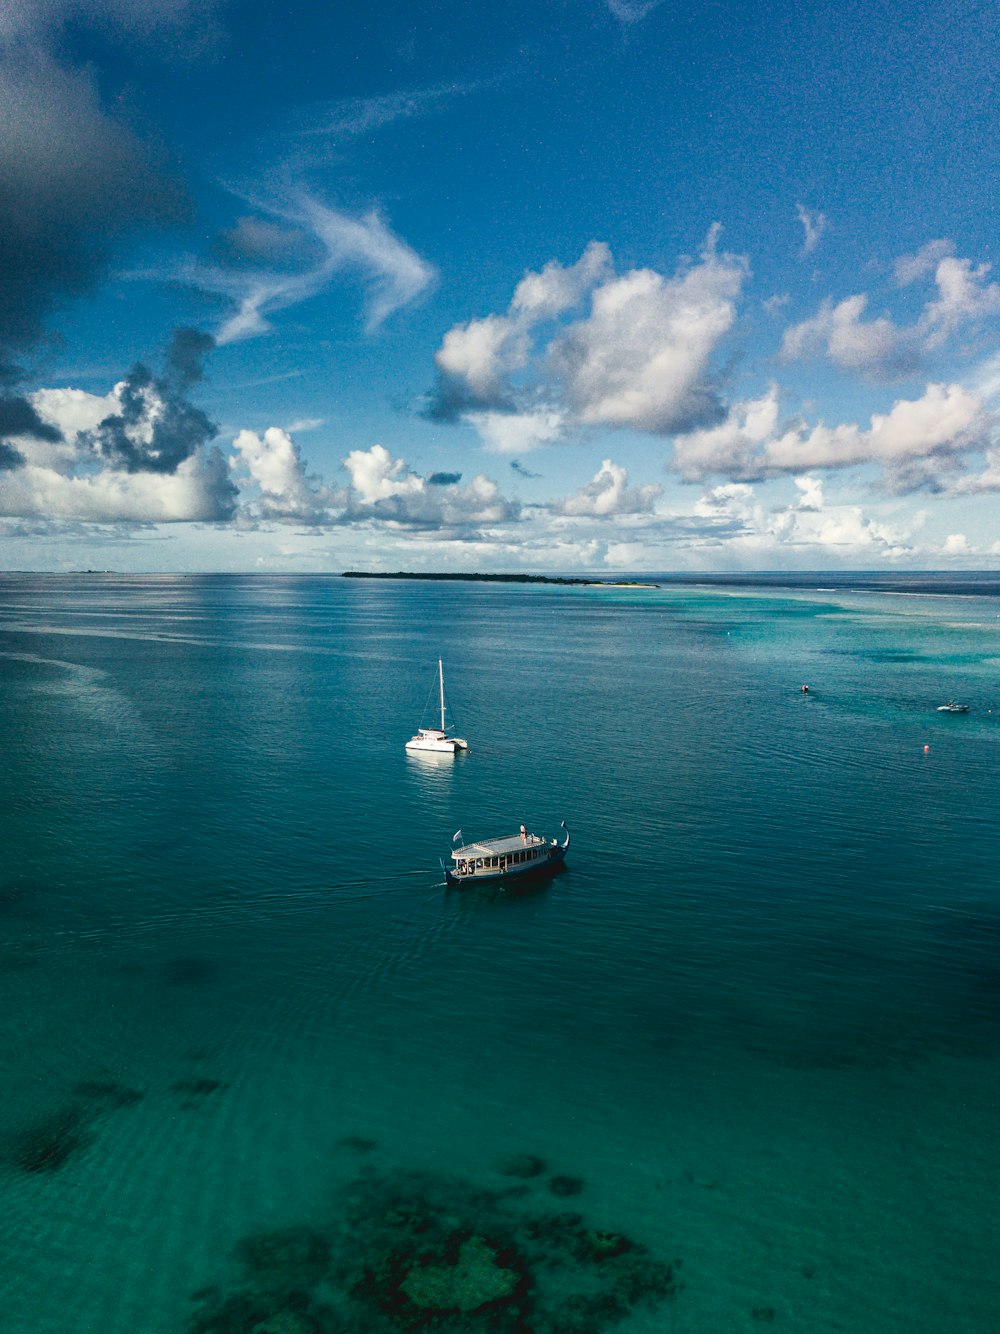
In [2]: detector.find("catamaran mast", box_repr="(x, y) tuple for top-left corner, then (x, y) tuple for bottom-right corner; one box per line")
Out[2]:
(438, 658), (445, 732)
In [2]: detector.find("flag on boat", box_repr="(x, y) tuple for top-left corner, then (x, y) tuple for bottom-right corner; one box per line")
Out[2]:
(453, 829), (462, 843)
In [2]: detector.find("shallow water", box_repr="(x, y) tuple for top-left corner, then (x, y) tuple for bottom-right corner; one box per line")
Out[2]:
(1, 573), (998, 1332)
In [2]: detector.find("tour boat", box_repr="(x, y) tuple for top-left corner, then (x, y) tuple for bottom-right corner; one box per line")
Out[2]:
(443, 822), (569, 886)
(406, 659), (468, 754)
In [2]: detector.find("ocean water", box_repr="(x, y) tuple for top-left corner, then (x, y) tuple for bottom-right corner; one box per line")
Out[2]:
(1, 572), (998, 1333)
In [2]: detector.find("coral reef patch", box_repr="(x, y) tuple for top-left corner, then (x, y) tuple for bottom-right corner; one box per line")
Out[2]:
(188, 1163), (679, 1333)
(9, 1105), (93, 1174)
(4, 1073), (145, 1175)
(547, 1176), (584, 1198)
(493, 1153), (546, 1179)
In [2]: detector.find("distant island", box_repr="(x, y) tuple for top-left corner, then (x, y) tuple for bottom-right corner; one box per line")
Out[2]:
(342, 571), (659, 587)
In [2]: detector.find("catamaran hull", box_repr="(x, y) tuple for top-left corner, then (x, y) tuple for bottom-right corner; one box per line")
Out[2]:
(443, 844), (568, 887)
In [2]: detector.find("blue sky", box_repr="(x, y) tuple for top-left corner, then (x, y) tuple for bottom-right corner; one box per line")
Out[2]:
(1, 0), (998, 572)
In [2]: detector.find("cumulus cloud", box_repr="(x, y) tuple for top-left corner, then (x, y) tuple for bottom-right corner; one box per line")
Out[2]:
(342, 444), (518, 530)
(554, 459), (662, 516)
(231, 427), (338, 523)
(781, 243), (1000, 378)
(175, 192), (435, 344)
(0, 448), (235, 523)
(429, 231), (745, 441)
(893, 239), (954, 286)
(779, 295), (919, 378)
(796, 203), (827, 256)
(691, 481), (916, 560)
(1, 330), (237, 523)
(466, 409), (565, 454)
(81, 328), (217, 474)
(920, 255), (1000, 349)
(426, 244), (612, 422)
(673, 382), (990, 491)
(551, 231), (744, 434)
(946, 447), (1000, 495)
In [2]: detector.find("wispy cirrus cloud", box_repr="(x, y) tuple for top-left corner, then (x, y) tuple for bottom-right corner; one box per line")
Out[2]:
(169, 191), (435, 344)
(605, 0), (665, 24)
(795, 203), (828, 256)
(298, 81), (480, 141)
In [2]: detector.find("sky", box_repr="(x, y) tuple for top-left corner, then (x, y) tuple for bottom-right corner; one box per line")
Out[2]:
(1, 0), (999, 573)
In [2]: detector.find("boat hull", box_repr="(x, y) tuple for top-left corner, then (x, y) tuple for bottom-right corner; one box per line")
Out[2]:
(444, 843), (568, 887)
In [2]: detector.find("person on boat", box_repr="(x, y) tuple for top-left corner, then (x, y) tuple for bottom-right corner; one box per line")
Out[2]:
(520, 824), (527, 841)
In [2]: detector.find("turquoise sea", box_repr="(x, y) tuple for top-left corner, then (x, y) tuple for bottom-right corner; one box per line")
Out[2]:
(1, 572), (998, 1333)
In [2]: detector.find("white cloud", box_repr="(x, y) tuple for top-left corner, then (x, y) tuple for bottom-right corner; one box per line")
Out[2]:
(920, 255), (1000, 349)
(342, 444), (519, 529)
(781, 243), (1000, 378)
(673, 387), (784, 481)
(2, 370), (236, 523)
(430, 245), (611, 419)
(691, 481), (917, 560)
(796, 203), (827, 256)
(510, 242), (612, 321)
(949, 448), (1000, 495)
(466, 409), (565, 454)
(943, 532), (969, 554)
(672, 382), (990, 491)
(430, 231), (745, 438)
(0, 449), (234, 523)
(554, 458), (662, 516)
(552, 233), (745, 433)
(780, 294), (916, 377)
(231, 427), (336, 523)
(893, 239), (954, 286)
(434, 315), (529, 410)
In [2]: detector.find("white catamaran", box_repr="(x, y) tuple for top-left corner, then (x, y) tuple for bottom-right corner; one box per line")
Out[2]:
(405, 659), (469, 754)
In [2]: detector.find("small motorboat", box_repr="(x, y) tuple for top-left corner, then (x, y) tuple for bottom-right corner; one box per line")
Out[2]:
(406, 659), (468, 754)
(936, 701), (970, 713)
(443, 823), (569, 886)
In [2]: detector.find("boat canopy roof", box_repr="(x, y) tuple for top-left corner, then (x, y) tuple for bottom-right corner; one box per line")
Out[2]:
(453, 832), (548, 859)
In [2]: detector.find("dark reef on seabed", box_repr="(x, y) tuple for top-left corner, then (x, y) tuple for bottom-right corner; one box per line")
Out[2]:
(188, 1158), (680, 1333)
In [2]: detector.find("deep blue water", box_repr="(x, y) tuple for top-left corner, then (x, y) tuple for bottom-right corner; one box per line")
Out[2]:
(1, 573), (998, 1332)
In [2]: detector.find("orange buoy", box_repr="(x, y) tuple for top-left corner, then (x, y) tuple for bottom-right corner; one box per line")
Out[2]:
(923, 744), (930, 753)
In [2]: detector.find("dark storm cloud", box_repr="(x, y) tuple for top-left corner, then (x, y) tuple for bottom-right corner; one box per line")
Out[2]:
(84, 328), (218, 475)
(427, 471), (462, 486)
(0, 441), (26, 471)
(163, 326), (216, 390)
(0, 50), (186, 382)
(0, 396), (61, 442)
(421, 373), (516, 424)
